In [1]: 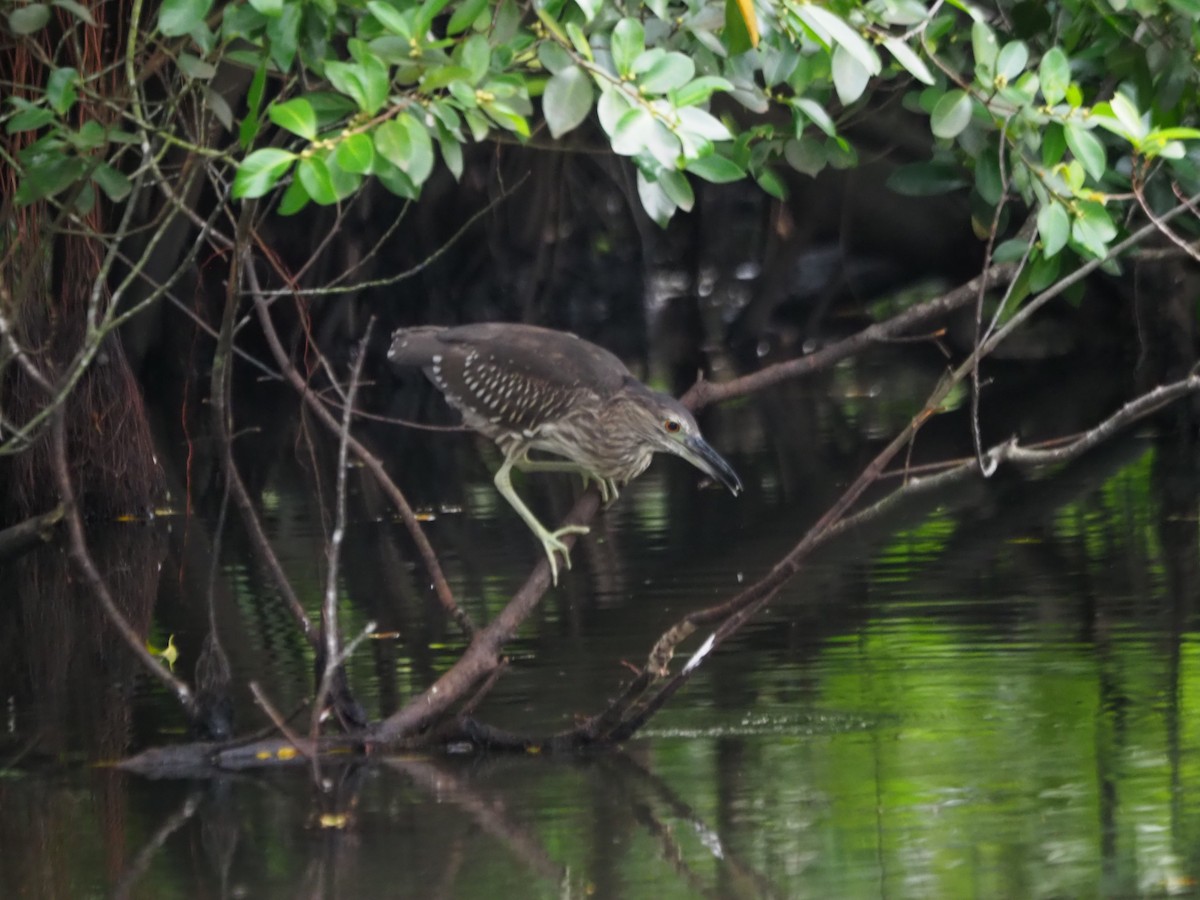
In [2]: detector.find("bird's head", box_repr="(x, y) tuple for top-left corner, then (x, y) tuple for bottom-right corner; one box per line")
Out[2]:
(622, 386), (743, 495)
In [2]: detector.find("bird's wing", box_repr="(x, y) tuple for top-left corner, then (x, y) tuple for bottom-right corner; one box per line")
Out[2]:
(436, 323), (632, 397)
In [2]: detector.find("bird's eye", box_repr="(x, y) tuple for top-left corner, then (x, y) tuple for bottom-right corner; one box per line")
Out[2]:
(664, 419), (681, 434)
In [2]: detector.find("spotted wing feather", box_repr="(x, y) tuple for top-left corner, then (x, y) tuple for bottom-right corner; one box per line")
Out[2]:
(389, 324), (632, 434)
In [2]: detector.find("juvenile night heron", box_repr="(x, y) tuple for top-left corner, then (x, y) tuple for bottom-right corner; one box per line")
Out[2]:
(388, 323), (742, 583)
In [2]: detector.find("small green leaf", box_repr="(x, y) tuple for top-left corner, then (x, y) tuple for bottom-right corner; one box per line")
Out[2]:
(612, 18), (645, 77)
(1065, 122), (1105, 180)
(461, 34), (490, 83)
(157, 0), (212, 37)
(755, 167), (789, 200)
(268, 98), (317, 140)
(1071, 200), (1116, 258)
(930, 90), (973, 139)
(368, 0), (412, 35)
(543, 65), (593, 139)
(798, 5), (881, 75)
(298, 156), (338, 204)
(686, 154), (746, 183)
(177, 53), (217, 79)
(671, 76), (734, 108)
(447, 0), (488, 34)
(971, 20), (997, 73)
(638, 52), (695, 95)
(1037, 202), (1070, 257)
(51, 0), (96, 25)
(335, 132), (375, 174)
(92, 163), (132, 201)
(831, 44), (870, 105)
(6, 106), (56, 133)
(636, 170), (677, 228)
(232, 148), (296, 199)
(374, 113), (434, 184)
(659, 169), (694, 212)
(1108, 91), (1147, 141)
(248, 0), (282, 16)
(277, 175), (311, 215)
(45, 68), (79, 115)
(8, 3), (51, 34)
(784, 137), (826, 177)
(883, 37), (935, 86)
(677, 107), (732, 142)
(995, 41), (1028, 81)
(1039, 47), (1069, 105)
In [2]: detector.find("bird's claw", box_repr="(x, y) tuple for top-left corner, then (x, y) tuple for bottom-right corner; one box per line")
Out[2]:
(540, 524), (590, 585)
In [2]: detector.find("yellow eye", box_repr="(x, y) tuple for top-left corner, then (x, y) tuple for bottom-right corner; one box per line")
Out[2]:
(664, 419), (681, 434)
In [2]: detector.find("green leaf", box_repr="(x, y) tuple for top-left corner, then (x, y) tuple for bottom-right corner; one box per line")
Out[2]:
(971, 20), (997, 73)
(1108, 92), (1146, 142)
(755, 167), (788, 200)
(8, 3), (51, 34)
(831, 44), (871, 105)
(157, 0), (212, 37)
(995, 41), (1028, 81)
(543, 65), (593, 139)
(792, 97), (837, 137)
(266, 2), (301, 71)
(677, 107), (732, 142)
(638, 52), (694, 95)
(784, 137), (826, 176)
(239, 59), (267, 149)
(1041, 122), (1066, 166)
(723, 0), (754, 55)
(268, 98), (317, 140)
(1037, 202), (1070, 257)
(1028, 250), (1061, 292)
(376, 159), (419, 198)
(1039, 47), (1069, 105)
(461, 34), (490, 83)
(232, 148), (296, 199)
(297, 156), (338, 204)
(1070, 200), (1116, 258)
(249, 0), (282, 16)
(177, 53), (217, 79)
(277, 175), (311, 215)
(636, 170), (677, 228)
(6, 107), (56, 133)
(883, 37), (935, 86)
(612, 18), (645, 77)
(671, 76), (734, 109)
(930, 90), (973, 139)
(368, 0), (412, 35)
(798, 5), (881, 76)
(659, 169), (694, 212)
(335, 132), (375, 174)
(1064, 122), (1105, 180)
(538, 41), (574, 76)
(51, 0), (96, 25)
(46, 68), (79, 115)
(416, 0), (454, 35)
(686, 154), (746, 183)
(92, 163), (131, 201)
(447, 0), (488, 34)
(15, 157), (86, 205)
(374, 113), (434, 184)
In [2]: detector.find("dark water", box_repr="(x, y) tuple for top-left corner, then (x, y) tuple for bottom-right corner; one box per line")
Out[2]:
(3, 345), (1200, 898)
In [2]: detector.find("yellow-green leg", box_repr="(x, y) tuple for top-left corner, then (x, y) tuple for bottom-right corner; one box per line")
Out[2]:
(495, 455), (589, 585)
(515, 453), (620, 505)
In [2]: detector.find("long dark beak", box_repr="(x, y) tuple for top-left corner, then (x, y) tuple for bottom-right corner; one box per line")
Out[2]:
(680, 434), (743, 496)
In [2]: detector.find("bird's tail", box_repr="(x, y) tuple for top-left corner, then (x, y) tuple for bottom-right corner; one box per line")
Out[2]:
(387, 326), (446, 366)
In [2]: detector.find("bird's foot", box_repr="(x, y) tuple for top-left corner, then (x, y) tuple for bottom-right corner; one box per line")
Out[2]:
(539, 524), (590, 585)
(580, 474), (620, 507)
